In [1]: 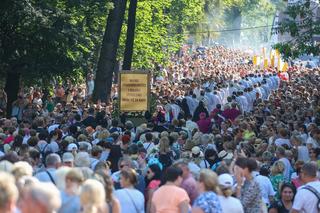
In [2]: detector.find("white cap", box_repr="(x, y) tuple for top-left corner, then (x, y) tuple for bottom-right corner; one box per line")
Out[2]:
(218, 173), (234, 188)
(66, 143), (78, 152)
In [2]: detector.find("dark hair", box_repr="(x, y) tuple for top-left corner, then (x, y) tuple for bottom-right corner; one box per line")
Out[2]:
(280, 183), (296, 200)
(38, 132), (48, 141)
(145, 133), (153, 142)
(111, 119), (119, 127)
(12, 135), (23, 150)
(235, 157), (257, 172)
(301, 162), (318, 178)
(163, 166), (183, 183)
(146, 164), (162, 187)
(259, 165), (270, 176)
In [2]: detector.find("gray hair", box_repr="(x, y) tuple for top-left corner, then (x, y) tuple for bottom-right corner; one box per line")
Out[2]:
(301, 162), (318, 178)
(46, 153), (61, 167)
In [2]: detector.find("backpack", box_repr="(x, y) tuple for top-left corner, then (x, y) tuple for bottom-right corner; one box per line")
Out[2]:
(303, 185), (320, 210)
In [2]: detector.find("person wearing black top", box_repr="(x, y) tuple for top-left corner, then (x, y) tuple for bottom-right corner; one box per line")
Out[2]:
(269, 183), (296, 213)
(82, 107), (96, 128)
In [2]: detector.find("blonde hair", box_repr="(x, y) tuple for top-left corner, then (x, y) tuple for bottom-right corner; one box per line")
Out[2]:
(55, 166), (72, 191)
(80, 179), (106, 213)
(97, 130), (110, 140)
(159, 137), (170, 153)
(199, 169), (219, 193)
(66, 168), (84, 183)
(0, 172), (18, 210)
(11, 161), (33, 180)
(271, 161), (285, 175)
(160, 131), (169, 138)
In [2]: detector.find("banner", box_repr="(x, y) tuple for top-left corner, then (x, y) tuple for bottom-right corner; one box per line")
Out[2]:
(253, 56), (259, 66)
(119, 71), (150, 112)
(271, 56), (275, 67)
(264, 59), (269, 68)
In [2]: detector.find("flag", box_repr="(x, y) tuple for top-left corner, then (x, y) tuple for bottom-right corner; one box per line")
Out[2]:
(253, 56), (258, 66)
(271, 56), (275, 67)
(264, 58), (268, 68)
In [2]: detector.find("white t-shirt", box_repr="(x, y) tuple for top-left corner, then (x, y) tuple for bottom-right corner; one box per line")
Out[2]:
(114, 188), (145, 213)
(292, 181), (320, 213)
(218, 195), (244, 213)
(255, 175), (276, 205)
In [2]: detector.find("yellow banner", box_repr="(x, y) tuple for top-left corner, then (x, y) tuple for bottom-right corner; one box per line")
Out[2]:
(120, 72), (150, 111)
(271, 56), (275, 67)
(253, 56), (258, 66)
(264, 59), (268, 68)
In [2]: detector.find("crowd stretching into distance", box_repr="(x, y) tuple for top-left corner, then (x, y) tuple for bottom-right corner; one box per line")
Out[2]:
(0, 45), (320, 213)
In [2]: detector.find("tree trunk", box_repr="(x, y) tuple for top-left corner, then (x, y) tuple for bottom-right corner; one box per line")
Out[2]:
(92, 0), (128, 103)
(5, 71), (20, 118)
(123, 0), (137, 70)
(231, 7), (242, 45)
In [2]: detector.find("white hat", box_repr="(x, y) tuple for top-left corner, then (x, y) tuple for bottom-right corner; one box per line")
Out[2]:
(218, 173), (234, 188)
(191, 146), (204, 158)
(67, 143), (78, 152)
(218, 150), (233, 160)
(62, 152), (74, 163)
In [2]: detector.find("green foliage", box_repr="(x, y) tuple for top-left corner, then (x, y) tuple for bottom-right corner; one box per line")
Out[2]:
(118, 0), (205, 70)
(274, 0), (320, 59)
(0, 0), (113, 86)
(241, 0), (276, 47)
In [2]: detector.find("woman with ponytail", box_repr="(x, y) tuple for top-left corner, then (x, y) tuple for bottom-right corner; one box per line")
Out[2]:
(218, 173), (244, 213)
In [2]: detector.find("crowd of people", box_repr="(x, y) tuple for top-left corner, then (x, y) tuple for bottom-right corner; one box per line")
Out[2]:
(0, 45), (320, 213)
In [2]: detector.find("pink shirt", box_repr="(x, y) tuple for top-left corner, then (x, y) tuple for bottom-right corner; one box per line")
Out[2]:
(152, 185), (190, 213)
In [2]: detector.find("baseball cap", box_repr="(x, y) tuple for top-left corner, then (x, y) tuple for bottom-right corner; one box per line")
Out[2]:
(67, 143), (78, 152)
(62, 152), (74, 163)
(218, 173), (233, 188)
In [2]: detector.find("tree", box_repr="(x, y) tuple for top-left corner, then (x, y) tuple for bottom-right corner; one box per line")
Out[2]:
(0, 0), (112, 115)
(222, 0), (266, 44)
(92, 0), (127, 103)
(123, 0), (138, 70)
(273, 0), (320, 59)
(118, 0), (205, 70)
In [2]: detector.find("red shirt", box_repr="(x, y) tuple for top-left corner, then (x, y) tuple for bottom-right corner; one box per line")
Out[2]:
(4, 135), (14, 144)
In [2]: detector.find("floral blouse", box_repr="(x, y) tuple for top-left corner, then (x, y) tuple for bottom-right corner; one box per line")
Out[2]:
(193, 191), (222, 213)
(240, 179), (262, 213)
(271, 174), (284, 199)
